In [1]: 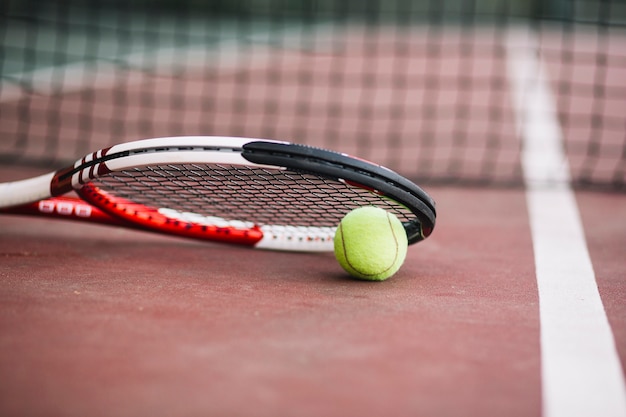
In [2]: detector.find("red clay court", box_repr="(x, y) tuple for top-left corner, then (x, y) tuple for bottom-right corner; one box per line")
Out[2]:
(1, 1), (625, 416)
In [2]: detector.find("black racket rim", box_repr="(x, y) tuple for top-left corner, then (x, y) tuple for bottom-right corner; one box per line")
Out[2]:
(242, 141), (436, 244)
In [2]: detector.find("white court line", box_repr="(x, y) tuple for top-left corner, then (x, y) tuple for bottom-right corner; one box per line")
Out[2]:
(507, 27), (626, 417)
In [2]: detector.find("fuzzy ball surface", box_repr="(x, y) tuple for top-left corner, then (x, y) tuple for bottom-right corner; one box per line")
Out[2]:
(333, 206), (408, 281)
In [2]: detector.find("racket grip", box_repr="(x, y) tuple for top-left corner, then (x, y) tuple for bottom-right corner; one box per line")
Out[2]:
(0, 197), (128, 227)
(0, 172), (55, 208)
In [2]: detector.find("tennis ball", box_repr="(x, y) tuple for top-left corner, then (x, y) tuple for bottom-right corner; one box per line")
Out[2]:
(334, 206), (408, 281)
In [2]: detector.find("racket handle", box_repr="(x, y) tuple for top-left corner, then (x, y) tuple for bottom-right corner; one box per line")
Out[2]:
(0, 172), (55, 208)
(0, 197), (127, 227)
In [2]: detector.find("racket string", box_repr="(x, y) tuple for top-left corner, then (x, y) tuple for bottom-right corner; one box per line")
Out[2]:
(91, 164), (415, 228)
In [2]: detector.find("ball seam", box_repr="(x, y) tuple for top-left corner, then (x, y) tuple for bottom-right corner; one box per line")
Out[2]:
(340, 212), (401, 278)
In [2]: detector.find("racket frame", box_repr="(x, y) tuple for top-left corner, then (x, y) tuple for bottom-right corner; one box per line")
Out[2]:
(0, 136), (436, 251)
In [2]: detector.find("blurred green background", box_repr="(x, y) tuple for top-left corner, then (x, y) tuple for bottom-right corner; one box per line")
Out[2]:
(4, 0), (625, 24)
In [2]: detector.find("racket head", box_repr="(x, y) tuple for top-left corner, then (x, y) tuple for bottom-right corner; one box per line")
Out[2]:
(53, 136), (435, 251)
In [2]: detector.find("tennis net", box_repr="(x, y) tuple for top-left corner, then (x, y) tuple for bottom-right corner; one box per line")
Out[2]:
(1, 0), (625, 190)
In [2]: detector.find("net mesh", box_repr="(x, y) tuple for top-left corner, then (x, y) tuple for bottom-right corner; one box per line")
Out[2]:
(1, 0), (625, 191)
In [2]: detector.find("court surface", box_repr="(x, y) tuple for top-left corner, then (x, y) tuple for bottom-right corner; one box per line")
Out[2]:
(1, 171), (625, 417)
(1, 3), (626, 416)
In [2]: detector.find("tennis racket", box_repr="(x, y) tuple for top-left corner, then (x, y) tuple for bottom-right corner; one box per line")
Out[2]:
(0, 136), (436, 251)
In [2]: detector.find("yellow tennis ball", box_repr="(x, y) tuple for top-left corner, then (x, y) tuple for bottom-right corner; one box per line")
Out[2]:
(334, 206), (408, 281)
